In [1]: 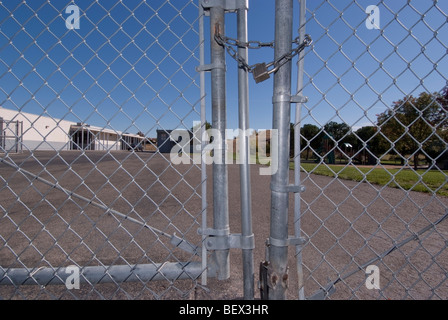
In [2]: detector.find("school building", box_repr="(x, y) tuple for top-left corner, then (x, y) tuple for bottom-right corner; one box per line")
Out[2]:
(0, 107), (145, 152)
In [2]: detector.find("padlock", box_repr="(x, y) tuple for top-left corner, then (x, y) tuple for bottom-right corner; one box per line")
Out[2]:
(252, 63), (270, 83)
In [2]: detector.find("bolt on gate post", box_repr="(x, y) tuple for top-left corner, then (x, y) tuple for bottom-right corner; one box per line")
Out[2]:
(268, 0), (294, 300)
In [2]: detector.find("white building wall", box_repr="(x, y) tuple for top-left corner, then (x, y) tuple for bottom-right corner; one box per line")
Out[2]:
(1, 107), (144, 152)
(0, 107), (74, 151)
(94, 131), (121, 151)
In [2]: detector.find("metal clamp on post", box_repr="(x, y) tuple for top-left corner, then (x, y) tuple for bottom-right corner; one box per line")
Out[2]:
(272, 93), (308, 104)
(198, 227), (230, 237)
(196, 62), (226, 73)
(270, 182), (306, 194)
(198, 228), (255, 251)
(267, 236), (307, 248)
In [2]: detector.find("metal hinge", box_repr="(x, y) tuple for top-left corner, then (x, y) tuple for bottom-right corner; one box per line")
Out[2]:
(266, 236), (307, 248)
(272, 93), (309, 104)
(198, 228), (255, 250)
(270, 182), (306, 194)
(196, 62), (226, 73)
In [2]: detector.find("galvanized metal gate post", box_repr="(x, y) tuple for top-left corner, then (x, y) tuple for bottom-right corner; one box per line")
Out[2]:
(268, 0), (295, 300)
(200, 0), (254, 298)
(237, 5), (254, 300)
(294, 0), (307, 301)
(209, 4), (231, 281)
(199, 2), (209, 287)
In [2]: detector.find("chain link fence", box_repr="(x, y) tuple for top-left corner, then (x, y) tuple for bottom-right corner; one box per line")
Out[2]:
(0, 0), (208, 300)
(0, 0), (447, 301)
(293, 0), (448, 300)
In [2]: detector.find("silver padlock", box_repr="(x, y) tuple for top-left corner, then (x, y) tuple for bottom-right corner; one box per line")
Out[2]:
(252, 63), (271, 83)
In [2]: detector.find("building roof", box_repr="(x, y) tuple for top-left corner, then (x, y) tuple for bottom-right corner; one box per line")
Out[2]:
(1, 107), (144, 139)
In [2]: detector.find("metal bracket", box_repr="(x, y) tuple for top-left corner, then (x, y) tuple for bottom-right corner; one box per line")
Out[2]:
(270, 182), (306, 194)
(196, 62), (226, 73)
(272, 93), (308, 104)
(267, 236), (307, 248)
(198, 227), (229, 237)
(205, 234), (255, 251)
(201, 0), (248, 13)
(198, 228), (255, 250)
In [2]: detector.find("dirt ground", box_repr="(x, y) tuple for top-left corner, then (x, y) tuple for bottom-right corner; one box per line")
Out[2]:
(1, 151), (447, 300)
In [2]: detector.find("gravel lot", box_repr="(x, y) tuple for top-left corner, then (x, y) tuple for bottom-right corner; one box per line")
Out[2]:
(1, 151), (447, 300)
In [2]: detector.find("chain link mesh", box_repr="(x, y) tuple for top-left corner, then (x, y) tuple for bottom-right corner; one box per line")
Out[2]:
(295, 0), (448, 300)
(0, 0), (206, 300)
(0, 0), (447, 301)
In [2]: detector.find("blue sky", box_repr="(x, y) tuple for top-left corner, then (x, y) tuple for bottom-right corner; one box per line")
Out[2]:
(240, 0), (448, 132)
(0, 0), (447, 138)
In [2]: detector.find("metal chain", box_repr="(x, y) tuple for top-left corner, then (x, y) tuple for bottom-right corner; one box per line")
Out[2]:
(272, 34), (313, 73)
(214, 31), (312, 74)
(214, 32), (253, 70)
(216, 35), (275, 50)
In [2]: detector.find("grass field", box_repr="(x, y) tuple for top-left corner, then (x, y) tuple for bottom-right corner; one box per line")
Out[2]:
(294, 162), (448, 197)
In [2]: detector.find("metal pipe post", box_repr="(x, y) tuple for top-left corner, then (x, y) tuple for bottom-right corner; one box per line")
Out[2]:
(237, 6), (254, 300)
(269, 0), (294, 300)
(0, 117), (3, 150)
(295, 0), (307, 301)
(210, 5), (230, 280)
(199, 4), (208, 286)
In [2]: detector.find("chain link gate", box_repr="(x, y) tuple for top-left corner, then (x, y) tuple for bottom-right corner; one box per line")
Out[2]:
(288, 0), (448, 300)
(204, 0), (448, 301)
(1, 0), (448, 301)
(0, 0), (214, 300)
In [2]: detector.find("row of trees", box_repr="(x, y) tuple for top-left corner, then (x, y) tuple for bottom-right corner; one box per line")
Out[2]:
(291, 88), (448, 169)
(185, 88), (447, 169)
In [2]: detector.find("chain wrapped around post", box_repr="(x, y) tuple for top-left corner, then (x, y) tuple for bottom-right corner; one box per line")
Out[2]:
(214, 29), (312, 83)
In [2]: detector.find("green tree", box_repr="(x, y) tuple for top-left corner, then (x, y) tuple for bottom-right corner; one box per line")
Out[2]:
(191, 121), (212, 133)
(354, 126), (385, 156)
(323, 121), (351, 143)
(300, 123), (321, 160)
(377, 91), (447, 169)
